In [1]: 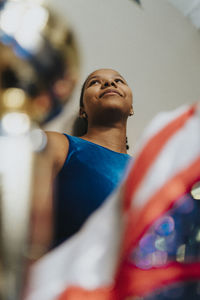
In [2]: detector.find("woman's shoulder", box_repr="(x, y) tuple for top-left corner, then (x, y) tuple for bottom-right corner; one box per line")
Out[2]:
(44, 131), (70, 175)
(45, 131), (69, 146)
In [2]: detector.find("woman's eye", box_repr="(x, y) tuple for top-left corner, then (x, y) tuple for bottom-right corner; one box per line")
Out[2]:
(89, 80), (100, 86)
(115, 78), (124, 83)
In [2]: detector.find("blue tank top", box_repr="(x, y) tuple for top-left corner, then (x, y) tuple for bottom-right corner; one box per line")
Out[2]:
(52, 134), (131, 247)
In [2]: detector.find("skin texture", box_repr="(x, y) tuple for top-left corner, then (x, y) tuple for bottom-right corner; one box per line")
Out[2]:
(30, 69), (133, 260)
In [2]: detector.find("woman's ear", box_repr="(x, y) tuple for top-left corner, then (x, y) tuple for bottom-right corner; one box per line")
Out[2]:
(129, 106), (134, 116)
(79, 107), (88, 119)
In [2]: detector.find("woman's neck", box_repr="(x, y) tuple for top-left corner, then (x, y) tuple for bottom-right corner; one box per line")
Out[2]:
(81, 124), (128, 154)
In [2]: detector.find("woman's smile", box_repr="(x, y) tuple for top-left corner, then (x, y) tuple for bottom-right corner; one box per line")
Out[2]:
(99, 88), (122, 98)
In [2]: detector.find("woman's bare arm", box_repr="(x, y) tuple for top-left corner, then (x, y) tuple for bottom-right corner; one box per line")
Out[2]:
(29, 131), (69, 260)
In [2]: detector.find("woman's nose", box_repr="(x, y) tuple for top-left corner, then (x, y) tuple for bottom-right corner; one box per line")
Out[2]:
(102, 79), (116, 88)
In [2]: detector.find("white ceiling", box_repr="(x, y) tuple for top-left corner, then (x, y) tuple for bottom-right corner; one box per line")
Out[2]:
(168, 0), (200, 28)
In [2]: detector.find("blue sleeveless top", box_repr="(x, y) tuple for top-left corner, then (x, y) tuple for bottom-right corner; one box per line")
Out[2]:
(52, 134), (131, 247)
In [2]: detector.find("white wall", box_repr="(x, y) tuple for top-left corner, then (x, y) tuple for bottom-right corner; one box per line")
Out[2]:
(45, 0), (200, 155)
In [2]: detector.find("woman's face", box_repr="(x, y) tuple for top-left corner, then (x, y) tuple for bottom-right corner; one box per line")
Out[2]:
(80, 69), (133, 122)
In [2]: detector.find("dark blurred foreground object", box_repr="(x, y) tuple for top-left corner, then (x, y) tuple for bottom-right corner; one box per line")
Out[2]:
(0, 0), (80, 124)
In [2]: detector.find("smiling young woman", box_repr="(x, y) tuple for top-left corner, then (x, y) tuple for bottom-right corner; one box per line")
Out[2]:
(31, 68), (134, 257)
(80, 69), (133, 136)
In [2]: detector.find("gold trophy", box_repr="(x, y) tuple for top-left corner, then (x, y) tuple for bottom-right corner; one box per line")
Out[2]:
(0, 0), (79, 298)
